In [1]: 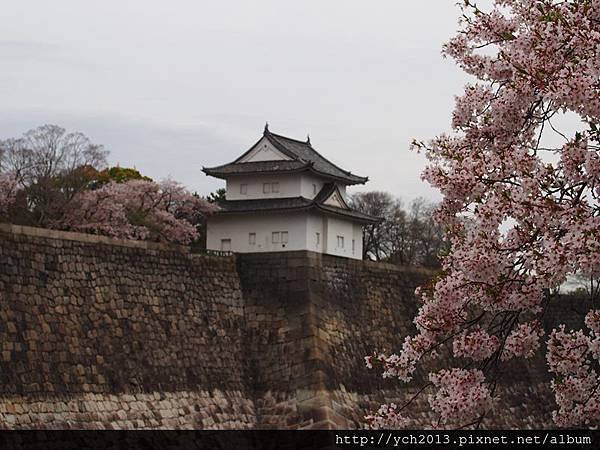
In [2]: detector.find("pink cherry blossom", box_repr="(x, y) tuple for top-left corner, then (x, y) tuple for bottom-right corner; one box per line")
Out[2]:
(428, 369), (496, 427)
(454, 327), (500, 361)
(58, 179), (218, 244)
(365, 403), (410, 430)
(501, 321), (543, 361)
(0, 172), (18, 216)
(368, 0), (600, 428)
(547, 312), (600, 427)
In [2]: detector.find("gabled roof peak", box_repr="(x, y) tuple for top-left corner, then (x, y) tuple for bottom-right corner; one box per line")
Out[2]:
(203, 125), (369, 185)
(265, 128), (368, 185)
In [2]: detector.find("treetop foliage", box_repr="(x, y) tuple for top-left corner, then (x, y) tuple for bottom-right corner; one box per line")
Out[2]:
(0, 124), (215, 244)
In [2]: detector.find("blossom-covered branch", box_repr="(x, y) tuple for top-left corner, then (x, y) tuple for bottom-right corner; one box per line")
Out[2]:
(368, 0), (600, 428)
(59, 179), (218, 244)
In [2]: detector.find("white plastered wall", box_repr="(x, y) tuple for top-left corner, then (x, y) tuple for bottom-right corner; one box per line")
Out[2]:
(237, 137), (292, 162)
(207, 212), (308, 253)
(323, 216), (360, 259)
(306, 213), (363, 260)
(306, 213), (324, 253)
(226, 174), (302, 200)
(352, 222), (364, 260)
(299, 174), (326, 199)
(207, 211), (364, 260)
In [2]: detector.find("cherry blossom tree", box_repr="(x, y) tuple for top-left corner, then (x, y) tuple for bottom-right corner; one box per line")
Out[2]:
(58, 179), (218, 244)
(367, 0), (600, 428)
(0, 172), (18, 217)
(1, 125), (216, 244)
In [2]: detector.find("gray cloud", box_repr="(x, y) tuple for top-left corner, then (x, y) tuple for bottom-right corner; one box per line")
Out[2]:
(0, 0), (481, 202)
(0, 39), (95, 69)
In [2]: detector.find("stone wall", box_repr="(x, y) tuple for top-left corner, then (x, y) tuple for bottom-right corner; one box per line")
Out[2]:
(237, 252), (558, 429)
(0, 224), (254, 429)
(0, 224), (564, 429)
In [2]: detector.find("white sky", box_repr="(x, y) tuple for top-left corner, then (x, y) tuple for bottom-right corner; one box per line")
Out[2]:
(0, 1), (486, 202)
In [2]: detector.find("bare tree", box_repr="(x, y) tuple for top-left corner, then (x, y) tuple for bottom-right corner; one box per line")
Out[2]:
(404, 197), (446, 268)
(350, 191), (403, 260)
(350, 192), (446, 268)
(0, 124), (108, 226)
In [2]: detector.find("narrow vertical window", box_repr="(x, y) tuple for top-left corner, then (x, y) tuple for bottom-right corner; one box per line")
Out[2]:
(263, 183), (271, 194)
(337, 235), (344, 248)
(271, 182), (280, 193)
(249, 233), (256, 245)
(313, 184), (317, 195)
(352, 239), (355, 254)
(272, 232), (280, 243)
(240, 183), (247, 195)
(281, 231), (288, 244)
(316, 232), (320, 246)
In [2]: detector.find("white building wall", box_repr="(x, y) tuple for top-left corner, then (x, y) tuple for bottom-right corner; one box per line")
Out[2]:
(207, 211), (363, 260)
(207, 212), (308, 253)
(299, 174), (326, 199)
(352, 222), (364, 259)
(226, 174), (302, 200)
(306, 213), (324, 253)
(237, 136), (293, 162)
(227, 174), (344, 201)
(323, 216), (359, 259)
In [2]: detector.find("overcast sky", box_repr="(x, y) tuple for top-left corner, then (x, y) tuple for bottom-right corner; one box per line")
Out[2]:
(0, 1), (486, 202)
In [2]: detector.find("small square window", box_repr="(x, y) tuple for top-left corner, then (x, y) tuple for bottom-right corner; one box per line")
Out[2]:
(281, 231), (288, 244)
(240, 184), (247, 195)
(249, 233), (256, 245)
(272, 232), (280, 243)
(272, 182), (280, 193)
(263, 183), (271, 194)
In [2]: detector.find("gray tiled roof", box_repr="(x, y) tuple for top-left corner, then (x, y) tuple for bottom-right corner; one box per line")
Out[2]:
(203, 160), (308, 176)
(266, 132), (367, 184)
(217, 198), (378, 223)
(315, 204), (380, 222)
(217, 197), (314, 213)
(313, 182), (346, 205)
(203, 128), (368, 185)
(216, 184), (379, 224)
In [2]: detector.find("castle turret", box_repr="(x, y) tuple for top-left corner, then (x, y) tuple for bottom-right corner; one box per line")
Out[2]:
(202, 126), (378, 259)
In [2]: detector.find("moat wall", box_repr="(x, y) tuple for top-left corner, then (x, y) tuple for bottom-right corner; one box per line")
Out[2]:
(0, 224), (252, 429)
(0, 224), (558, 429)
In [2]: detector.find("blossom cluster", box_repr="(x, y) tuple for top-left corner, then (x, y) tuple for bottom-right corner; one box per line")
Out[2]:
(547, 310), (600, 427)
(0, 172), (18, 215)
(453, 327), (500, 361)
(59, 179), (217, 244)
(365, 403), (410, 430)
(428, 369), (496, 427)
(501, 321), (543, 361)
(368, 0), (600, 428)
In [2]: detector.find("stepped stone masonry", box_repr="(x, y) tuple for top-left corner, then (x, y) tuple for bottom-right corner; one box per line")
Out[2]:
(0, 223), (559, 429)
